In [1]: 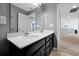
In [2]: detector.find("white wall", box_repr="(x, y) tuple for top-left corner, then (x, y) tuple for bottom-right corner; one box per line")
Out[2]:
(61, 19), (78, 30)
(61, 19), (78, 34)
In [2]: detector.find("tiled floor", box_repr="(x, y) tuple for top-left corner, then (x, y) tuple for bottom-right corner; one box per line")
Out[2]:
(49, 34), (79, 56)
(49, 50), (72, 56)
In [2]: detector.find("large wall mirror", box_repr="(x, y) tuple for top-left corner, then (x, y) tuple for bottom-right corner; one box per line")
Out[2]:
(10, 3), (44, 33)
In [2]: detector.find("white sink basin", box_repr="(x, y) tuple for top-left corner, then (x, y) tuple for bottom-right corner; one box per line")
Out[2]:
(24, 35), (39, 39)
(29, 33), (42, 35)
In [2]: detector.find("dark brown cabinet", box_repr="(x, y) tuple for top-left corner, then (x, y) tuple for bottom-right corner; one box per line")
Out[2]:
(35, 45), (45, 56)
(9, 33), (56, 56)
(46, 47), (50, 56)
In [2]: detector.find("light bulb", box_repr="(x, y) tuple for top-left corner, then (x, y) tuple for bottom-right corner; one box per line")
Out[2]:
(32, 3), (41, 7)
(72, 5), (77, 8)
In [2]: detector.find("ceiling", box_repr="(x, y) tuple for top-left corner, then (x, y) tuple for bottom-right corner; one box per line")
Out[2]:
(11, 3), (37, 11)
(59, 3), (79, 21)
(60, 3), (79, 15)
(59, 3), (79, 19)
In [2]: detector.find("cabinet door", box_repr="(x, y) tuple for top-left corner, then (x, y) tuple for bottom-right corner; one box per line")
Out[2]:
(53, 34), (57, 48)
(34, 50), (41, 56)
(49, 39), (53, 53)
(50, 34), (54, 48)
(34, 45), (45, 56)
(40, 45), (46, 56)
(46, 47), (49, 56)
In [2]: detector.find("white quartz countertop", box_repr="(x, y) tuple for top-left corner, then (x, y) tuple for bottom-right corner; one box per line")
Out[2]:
(7, 30), (54, 49)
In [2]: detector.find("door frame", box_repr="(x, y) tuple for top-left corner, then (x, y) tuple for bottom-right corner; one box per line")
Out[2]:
(57, 4), (61, 50)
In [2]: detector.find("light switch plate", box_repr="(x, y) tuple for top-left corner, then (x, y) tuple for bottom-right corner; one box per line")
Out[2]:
(49, 24), (53, 28)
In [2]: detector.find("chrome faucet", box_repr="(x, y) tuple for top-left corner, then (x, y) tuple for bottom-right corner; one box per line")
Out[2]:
(24, 32), (29, 36)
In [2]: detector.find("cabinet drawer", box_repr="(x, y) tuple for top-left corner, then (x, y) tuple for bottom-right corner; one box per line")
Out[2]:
(46, 36), (50, 42)
(49, 40), (53, 52)
(34, 45), (45, 56)
(40, 38), (45, 45)
(34, 50), (41, 56)
(41, 49), (46, 56)
(23, 39), (45, 56)
(40, 45), (46, 56)
(49, 34), (53, 39)
(50, 40), (52, 46)
(46, 41), (49, 48)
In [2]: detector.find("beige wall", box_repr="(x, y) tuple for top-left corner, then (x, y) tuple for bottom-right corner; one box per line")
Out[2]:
(43, 3), (57, 35)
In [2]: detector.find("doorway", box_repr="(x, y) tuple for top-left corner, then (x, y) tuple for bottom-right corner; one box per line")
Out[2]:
(58, 3), (79, 56)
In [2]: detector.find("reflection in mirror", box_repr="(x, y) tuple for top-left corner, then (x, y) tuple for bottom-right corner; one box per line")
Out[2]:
(28, 4), (44, 32)
(28, 12), (36, 32)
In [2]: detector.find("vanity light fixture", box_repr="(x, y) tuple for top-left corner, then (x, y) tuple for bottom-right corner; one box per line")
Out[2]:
(32, 3), (41, 7)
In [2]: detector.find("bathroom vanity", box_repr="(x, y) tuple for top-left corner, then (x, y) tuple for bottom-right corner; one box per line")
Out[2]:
(7, 30), (56, 56)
